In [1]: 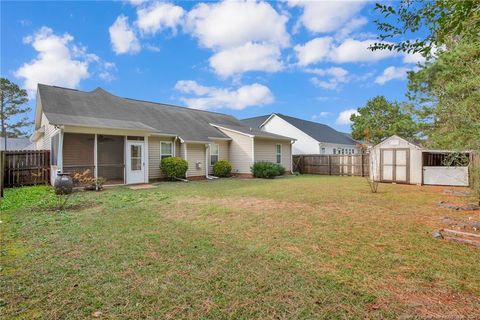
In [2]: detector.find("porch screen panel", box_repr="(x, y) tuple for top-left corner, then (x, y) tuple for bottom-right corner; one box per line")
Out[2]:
(98, 135), (124, 184)
(63, 133), (95, 176)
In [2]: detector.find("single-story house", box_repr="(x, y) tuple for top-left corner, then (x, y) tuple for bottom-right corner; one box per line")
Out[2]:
(31, 84), (294, 185)
(1, 137), (35, 151)
(370, 135), (471, 187)
(241, 113), (359, 155)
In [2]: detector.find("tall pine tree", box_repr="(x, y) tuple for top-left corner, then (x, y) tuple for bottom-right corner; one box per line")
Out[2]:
(0, 78), (32, 142)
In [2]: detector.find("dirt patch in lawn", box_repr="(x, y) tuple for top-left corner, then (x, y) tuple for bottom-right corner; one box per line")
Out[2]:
(176, 196), (313, 211)
(381, 278), (480, 318)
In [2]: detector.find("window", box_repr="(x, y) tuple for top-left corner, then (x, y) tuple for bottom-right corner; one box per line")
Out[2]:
(210, 143), (219, 165)
(131, 145), (142, 171)
(333, 148), (336, 154)
(275, 144), (282, 164)
(160, 141), (173, 160)
(321, 147), (326, 154)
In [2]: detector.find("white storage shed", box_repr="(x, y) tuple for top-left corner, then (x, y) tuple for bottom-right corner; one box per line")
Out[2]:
(370, 135), (470, 187)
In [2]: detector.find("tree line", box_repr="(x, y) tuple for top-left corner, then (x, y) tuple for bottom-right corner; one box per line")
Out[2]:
(350, 0), (479, 154)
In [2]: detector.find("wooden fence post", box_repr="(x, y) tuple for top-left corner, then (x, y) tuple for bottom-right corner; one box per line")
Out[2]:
(0, 151), (4, 198)
(328, 155), (331, 175)
(361, 153), (364, 177)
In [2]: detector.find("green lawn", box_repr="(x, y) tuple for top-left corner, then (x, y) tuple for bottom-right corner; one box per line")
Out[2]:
(1, 176), (479, 319)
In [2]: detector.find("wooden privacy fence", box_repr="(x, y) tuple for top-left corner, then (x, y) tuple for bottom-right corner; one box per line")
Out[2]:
(293, 154), (370, 177)
(1, 150), (50, 188)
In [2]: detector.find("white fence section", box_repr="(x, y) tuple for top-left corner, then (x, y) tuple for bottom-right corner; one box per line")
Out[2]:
(423, 166), (469, 187)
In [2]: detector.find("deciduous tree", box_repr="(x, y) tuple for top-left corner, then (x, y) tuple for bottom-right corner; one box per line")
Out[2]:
(350, 96), (418, 145)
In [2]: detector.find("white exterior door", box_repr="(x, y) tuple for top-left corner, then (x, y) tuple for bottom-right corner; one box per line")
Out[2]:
(126, 141), (145, 184)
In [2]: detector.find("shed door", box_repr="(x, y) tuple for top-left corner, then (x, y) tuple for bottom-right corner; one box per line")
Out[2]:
(380, 148), (409, 183)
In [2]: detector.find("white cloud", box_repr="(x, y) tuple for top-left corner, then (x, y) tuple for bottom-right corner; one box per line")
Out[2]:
(185, 1), (289, 49)
(127, 0), (146, 6)
(15, 27), (92, 95)
(136, 2), (184, 35)
(175, 80), (274, 110)
(402, 52), (426, 64)
(336, 109), (359, 125)
(295, 37), (400, 66)
(294, 37), (333, 66)
(288, 0), (366, 33)
(307, 67), (349, 90)
(374, 66), (410, 85)
(328, 38), (400, 63)
(209, 42), (282, 77)
(109, 15), (140, 54)
(312, 112), (331, 120)
(336, 17), (368, 40)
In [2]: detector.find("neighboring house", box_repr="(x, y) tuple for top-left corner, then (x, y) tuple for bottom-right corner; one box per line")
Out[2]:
(241, 113), (359, 155)
(31, 84), (294, 185)
(0, 137), (35, 150)
(370, 135), (470, 186)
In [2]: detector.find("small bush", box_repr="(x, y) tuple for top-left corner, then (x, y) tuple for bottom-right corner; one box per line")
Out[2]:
(72, 170), (106, 191)
(161, 157), (188, 179)
(251, 161), (285, 179)
(213, 160), (232, 177)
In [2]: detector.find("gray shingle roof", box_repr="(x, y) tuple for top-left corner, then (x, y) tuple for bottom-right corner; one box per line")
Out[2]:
(211, 123), (293, 140)
(38, 84), (273, 142)
(240, 115), (271, 128)
(241, 113), (357, 145)
(0, 137), (34, 150)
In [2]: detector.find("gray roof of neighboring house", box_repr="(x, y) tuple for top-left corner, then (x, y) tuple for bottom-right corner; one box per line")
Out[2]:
(240, 115), (271, 129)
(241, 113), (358, 145)
(0, 137), (34, 150)
(211, 123), (294, 140)
(38, 84), (294, 142)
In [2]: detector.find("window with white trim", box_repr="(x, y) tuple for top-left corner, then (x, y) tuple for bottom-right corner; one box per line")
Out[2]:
(275, 144), (282, 164)
(160, 141), (173, 160)
(210, 143), (219, 165)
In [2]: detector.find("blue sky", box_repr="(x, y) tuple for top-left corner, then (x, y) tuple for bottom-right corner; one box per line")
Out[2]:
(1, 1), (423, 133)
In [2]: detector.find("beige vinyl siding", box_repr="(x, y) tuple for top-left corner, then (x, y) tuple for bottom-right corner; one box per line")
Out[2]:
(36, 113), (58, 150)
(180, 142), (187, 160)
(254, 138), (292, 172)
(186, 143), (206, 177)
(175, 139), (181, 157)
(148, 136), (176, 180)
(208, 140), (229, 174)
(216, 129), (253, 174)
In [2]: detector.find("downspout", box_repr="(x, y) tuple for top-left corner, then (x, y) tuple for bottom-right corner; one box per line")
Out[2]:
(205, 143), (218, 180)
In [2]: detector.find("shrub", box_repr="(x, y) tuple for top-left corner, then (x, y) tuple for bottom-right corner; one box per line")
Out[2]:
(72, 170), (106, 191)
(213, 160), (232, 177)
(161, 157), (188, 179)
(251, 161), (285, 179)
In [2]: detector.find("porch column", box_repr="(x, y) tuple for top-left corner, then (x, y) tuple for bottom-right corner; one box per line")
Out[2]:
(124, 136), (127, 184)
(58, 128), (64, 173)
(94, 134), (98, 178)
(144, 135), (149, 183)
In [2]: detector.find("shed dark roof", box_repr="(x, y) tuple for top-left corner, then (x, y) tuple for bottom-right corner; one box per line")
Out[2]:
(0, 137), (34, 150)
(37, 84), (270, 142)
(241, 113), (358, 145)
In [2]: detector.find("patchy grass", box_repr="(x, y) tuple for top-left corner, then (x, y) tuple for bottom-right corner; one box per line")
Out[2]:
(1, 176), (479, 319)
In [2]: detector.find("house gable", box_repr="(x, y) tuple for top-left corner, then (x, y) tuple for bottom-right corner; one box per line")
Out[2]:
(261, 114), (320, 154)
